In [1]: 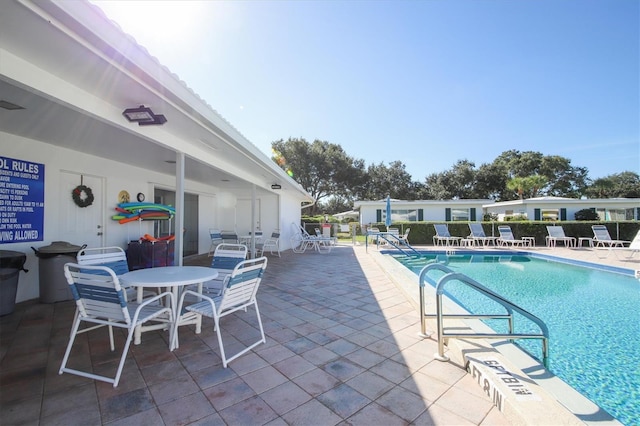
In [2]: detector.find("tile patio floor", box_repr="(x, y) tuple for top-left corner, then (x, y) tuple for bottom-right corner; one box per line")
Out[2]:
(1, 243), (635, 425)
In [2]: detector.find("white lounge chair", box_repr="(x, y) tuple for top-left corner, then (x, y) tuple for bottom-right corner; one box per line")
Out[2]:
(497, 225), (529, 247)
(433, 224), (461, 246)
(468, 223), (497, 247)
(397, 228), (410, 245)
(595, 230), (640, 260)
(545, 226), (576, 248)
(291, 223), (331, 253)
(592, 225), (630, 248)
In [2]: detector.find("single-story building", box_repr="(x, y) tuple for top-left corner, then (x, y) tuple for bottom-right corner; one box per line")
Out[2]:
(483, 197), (640, 221)
(355, 197), (640, 226)
(0, 0), (313, 304)
(354, 199), (493, 225)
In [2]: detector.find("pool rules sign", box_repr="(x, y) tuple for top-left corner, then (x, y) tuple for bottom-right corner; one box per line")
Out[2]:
(0, 156), (45, 243)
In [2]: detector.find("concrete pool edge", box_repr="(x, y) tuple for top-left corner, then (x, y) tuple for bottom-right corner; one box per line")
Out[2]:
(367, 247), (622, 425)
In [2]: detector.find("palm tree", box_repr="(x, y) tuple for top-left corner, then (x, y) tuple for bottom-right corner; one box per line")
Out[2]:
(506, 177), (528, 200)
(527, 174), (548, 197)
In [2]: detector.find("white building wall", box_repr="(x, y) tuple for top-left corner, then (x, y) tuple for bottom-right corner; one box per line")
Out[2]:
(358, 201), (488, 224)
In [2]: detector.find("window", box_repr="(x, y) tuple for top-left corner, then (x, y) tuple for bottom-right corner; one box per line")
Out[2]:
(596, 208), (630, 221)
(541, 209), (559, 221)
(383, 209), (418, 222)
(451, 208), (469, 221)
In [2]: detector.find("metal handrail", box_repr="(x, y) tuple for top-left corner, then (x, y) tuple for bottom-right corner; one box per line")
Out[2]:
(418, 263), (549, 367)
(365, 232), (421, 257)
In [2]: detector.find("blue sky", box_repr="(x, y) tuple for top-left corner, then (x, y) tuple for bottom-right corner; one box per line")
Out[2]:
(92, 0), (639, 181)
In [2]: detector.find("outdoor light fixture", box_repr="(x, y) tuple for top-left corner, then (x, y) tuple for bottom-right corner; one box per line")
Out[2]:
(271, 184), (282, 190)
(122, 105), (167, 125)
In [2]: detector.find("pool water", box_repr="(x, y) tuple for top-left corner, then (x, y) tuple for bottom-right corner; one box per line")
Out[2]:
(395, 252), (640, 425)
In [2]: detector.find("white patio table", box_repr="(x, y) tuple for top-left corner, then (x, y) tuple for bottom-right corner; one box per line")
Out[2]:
(120, 266), (218, 349)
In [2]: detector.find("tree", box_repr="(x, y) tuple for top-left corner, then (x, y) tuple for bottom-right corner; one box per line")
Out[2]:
(505, 175), (548, 200)
(586, 172), (640, 198)
(422, 160), (479, 200)
(316, 195), (353, 215)
(358, 161), (416, 201)
(271, 138), (365, 215)
(493, 150), (587, 199)
(474, 162), (508, 200)
(527, 174), (548, 198)
(506, 176), (529, 200)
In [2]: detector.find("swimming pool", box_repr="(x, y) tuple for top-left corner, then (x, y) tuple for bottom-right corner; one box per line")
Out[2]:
(393, 251), (640, 426)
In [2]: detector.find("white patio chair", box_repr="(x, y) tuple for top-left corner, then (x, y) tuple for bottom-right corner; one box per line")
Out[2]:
(592, 225), (630, 248)
(545, 226), (576, 248)
(59, 263), (173, 387)
(203, 243), (248, 294)
(220, 230), (239, 244)
(208, 229), (223, 256)
(433, 224), (462, 246)
(77, 246), (162, 300)
(256, 230), (281, 257)
(171, 257), (268, 367)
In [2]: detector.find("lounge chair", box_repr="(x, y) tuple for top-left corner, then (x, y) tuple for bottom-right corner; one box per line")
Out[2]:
(595, 230), (640, 260)
(592, 225), (630, 248)
(397, 228), (410, 245)
(545, 226), (576, 248)
(433, 224), (462, 246)
(291, 223), (331, 253)
(497, 225), (530, 247)
(468, 223), (497, 247)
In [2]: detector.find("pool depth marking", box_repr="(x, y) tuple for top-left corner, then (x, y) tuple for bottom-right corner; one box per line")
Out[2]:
(466, 356), (541, 412)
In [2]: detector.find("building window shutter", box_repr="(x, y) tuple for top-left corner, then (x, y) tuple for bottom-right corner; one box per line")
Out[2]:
(637, 207), (640, 220)
(470, 208), (476, 221)
(445, 208), (451, 221)
(534, 209), (541, 220)
(376, 209), (381, 223)
(418, 209), (423, 221)
(560, 208), (567, 221)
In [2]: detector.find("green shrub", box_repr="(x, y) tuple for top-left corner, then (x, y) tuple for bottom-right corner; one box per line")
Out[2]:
(574, 209), (599, 221)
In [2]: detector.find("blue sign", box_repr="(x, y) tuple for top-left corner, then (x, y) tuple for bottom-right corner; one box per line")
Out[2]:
(0, 156), (45, 243)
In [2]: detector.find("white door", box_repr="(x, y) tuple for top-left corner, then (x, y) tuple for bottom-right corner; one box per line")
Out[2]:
(58, 171), (104, 248)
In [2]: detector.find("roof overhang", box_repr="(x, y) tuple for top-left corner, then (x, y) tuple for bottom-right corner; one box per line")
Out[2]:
(0, 0), (313, 201)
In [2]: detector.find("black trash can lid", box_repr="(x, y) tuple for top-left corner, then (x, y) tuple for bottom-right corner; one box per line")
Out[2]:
(36, 241), (84, 254)
(0, 250), (27, 270)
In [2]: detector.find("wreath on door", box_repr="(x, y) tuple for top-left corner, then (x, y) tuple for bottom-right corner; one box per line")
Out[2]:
(72, 184), (94, 208)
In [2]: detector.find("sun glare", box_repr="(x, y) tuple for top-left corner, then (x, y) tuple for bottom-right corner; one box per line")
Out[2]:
(92, 1), (207, 48)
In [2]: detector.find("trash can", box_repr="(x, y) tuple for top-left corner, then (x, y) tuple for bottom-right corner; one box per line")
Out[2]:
(32, 241), (84, 303)
(321, 223), (331, 238)
(0, 250), (28, 316)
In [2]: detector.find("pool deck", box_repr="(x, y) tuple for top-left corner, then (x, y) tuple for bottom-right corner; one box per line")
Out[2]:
(1, 243), (634, 425)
